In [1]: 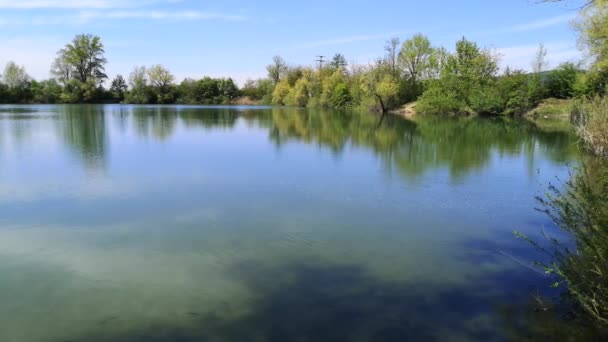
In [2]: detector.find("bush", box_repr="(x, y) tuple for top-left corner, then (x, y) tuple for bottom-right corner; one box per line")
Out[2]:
(517, 161), (608, 326)
(330, 83), (353, 108)
(469, 87), (503, 115)
(546, 63), (582, 99)
(417, 85), (467, 115)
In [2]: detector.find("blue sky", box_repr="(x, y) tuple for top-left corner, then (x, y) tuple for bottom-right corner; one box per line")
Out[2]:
(0, 0), (589, 85)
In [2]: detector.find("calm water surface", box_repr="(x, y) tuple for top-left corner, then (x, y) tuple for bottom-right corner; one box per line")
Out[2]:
(0, 105), (580, 341)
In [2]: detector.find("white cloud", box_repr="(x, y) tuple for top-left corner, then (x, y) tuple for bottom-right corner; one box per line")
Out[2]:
(77, 10), (246, 22)
(507, 13), (576, 33)
(0, 0), (177, 9)
(471, 13), (577, 37)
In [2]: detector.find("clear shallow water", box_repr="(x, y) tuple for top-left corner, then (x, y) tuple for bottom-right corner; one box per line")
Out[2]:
(0, 105), (579, 341)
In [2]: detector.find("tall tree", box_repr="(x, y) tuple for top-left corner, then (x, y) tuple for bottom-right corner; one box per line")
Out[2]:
(110, 75), (127, 102)
(52, 34), (108, 86)
(385, 37), (401, 75)
(2, 62), (29, 89)
(126, 66), (150, 104)
(530, 44), (549, 101)
(330, 53), (348, 70)
(398, 34), (435, 84)
(532, 43), (548, 74)
(266, 56), (288, 84)
(147, 64), (175, 103)
(51, 54), (73, 86)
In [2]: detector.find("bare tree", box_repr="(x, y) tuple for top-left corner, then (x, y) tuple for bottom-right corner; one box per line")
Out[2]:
(532, 44), (549, 74)
(385, 37), (401, 75)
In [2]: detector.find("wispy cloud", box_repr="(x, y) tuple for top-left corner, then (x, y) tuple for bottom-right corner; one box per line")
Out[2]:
(0, 8), (246, 26)
(294, 32), (407, 49)
(471, 13), (577, 37)
(0, 0), (177, 9)
(507, 13), (575, 33)
(77, 10), (246, 22)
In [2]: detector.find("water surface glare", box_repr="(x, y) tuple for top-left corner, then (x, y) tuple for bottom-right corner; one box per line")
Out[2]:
(0, 105), (579, 341)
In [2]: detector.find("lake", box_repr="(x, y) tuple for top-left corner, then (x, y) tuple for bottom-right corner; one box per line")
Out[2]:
(0, 105), (580, 341)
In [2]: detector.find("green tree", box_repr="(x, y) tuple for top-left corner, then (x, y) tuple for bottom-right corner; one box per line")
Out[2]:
(361, 62), (399, 112)
(125, 66), (151, 104)
(398, 34), (434, 85)
(110, 75), (127, 102)
(50, 54), (73, 87)
(289, 77), (311, 107)
(529, 44), (549, 103)
(385, 37), (401, 75)
(272, 79), (291, 105)
(575, 0), (608, 94)
(52, 34), (107, 85)
(31, 79), (62, 104)
(267, 56), (288, 84)
(547, 62), (582, 99)
(330, 54), (348, 71)
(217, 78), (239, 103)
(147, 64), (175, 104)
(198, 77), (220, 102)
(3, 62), (29, 89)
(418, 37), (499, 115)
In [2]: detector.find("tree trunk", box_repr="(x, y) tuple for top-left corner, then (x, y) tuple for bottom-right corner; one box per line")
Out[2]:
(375, 94), (387, 113)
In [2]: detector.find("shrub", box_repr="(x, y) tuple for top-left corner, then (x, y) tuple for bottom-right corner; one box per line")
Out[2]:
(417, 85), (467, 115)
(469, 87), (504, 115)
(546, 63), (582, 99)
(517, 162), (608, 326)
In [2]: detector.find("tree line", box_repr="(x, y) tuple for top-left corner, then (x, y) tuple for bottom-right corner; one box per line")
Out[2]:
(0, 1), (605, 116)
(0, 34), (240, 105)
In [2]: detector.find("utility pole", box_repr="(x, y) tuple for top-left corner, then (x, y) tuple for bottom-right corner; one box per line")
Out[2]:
(315, 55), (325, 70)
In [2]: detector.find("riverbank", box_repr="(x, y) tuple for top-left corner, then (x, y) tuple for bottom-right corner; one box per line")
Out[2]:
(390, 102), (417, 118)
(525, 98), (573, 120)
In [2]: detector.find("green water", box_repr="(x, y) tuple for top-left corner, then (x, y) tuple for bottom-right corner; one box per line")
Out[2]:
(0, 105), (580, 341)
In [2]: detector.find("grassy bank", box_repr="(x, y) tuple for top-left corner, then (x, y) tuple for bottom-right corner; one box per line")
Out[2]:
(526, 98), (574, 119)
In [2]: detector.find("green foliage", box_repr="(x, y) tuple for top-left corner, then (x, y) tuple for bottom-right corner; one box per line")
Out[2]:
(398, 34), (434, 84)
(267, 56), (288, 84)
(125, 66), (151, 104)
(51, 34), (107, 91)
(329, 54), (348, 71)
(468, 87), (504, 115)
(3, 62), (29, 89)
(31, 79), (62, 104)
(147, 64), (176, 104)
(416, 84), (467, 115)
(272, 79), (291, 105)
(517, 161), (608, 326)
(0, 62), (32, 103)
(110, 75), (127, 103)
(497, 68), (535, 116)
(287, 77), (311, 107)
(330, 83), (352, 109)
(417, 37), (499, 115)
(546, 63), (582, 99)
(241, 79), (274, 104)
(528, 98), (574, 117)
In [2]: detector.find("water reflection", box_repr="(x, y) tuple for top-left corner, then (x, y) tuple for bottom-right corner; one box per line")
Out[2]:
(0, 105), (579, 180)
(0, 105), (586, 341)
(57, 105), (107, 170)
